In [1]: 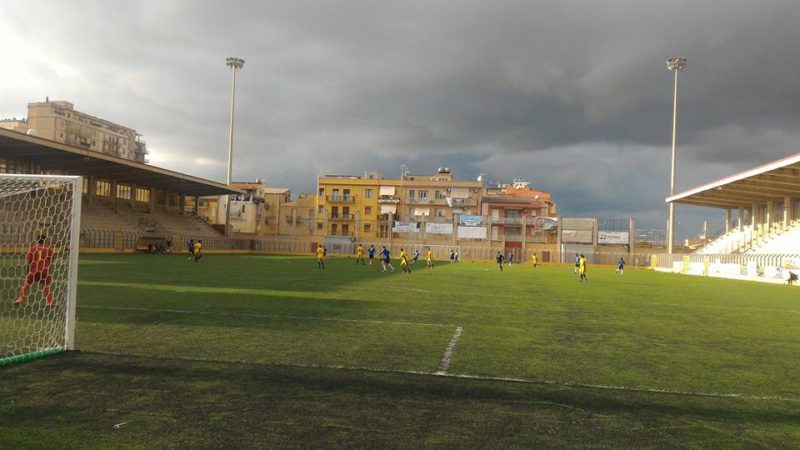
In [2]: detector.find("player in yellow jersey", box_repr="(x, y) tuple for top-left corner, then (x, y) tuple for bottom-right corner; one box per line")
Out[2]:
(316, 244), (326, 269)
(355, 244), (365, 265)
(192, 240), (203, 262)
(530, 252), (538, 268)
(426, 247), (434, 269)
(399, 248), (411, 274)
(579, 254), (587, 282)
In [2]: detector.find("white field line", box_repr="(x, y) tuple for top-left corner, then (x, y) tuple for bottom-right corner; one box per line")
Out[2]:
(436, 326), (463, 374)
(86, 350), (800, 403)
(393, 286), (800, 316)
(77, 304), (453, 328)
(74, 278), (800, 316)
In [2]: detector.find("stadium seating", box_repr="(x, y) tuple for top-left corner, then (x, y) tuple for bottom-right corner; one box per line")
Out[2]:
(694, 225), (752, 254)
(80, 198), (226, 249)
(746, 220), (800, 254)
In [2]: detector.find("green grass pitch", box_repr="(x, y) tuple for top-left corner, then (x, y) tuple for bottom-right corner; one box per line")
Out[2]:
(2, 254), (799, 447)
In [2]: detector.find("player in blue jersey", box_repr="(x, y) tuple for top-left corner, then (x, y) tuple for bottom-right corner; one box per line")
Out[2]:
(380, 246), (395, 272)
(368, 244), (376, 266)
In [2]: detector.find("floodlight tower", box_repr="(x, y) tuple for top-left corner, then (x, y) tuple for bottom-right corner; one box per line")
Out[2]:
(224, 56), (245, 236)
(665, 57), (686, 254)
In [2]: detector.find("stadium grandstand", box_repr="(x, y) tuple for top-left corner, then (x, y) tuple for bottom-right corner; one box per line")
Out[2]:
(656, 153), (800, 281)
(0, 127), (242, 252)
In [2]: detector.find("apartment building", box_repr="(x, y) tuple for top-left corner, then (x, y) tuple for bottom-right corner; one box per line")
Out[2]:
(482, 178), (558, 242)
(316, 168), (483, 239)
(279, 194), (317, 236)
(3, 99), (149, 163)
(198, 180), (291, 236)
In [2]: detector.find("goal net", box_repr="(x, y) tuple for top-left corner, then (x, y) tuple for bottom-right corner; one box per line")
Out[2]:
(0, 175), (82, 365)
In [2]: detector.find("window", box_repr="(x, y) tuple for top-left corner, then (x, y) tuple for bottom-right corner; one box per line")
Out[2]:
(364, 206), (372, 216)
(342, 224), (349, 235)
(331, 224), (338, 235)
(435, 190), (444, 199)
(437, 209), (446, 217)
(116, 184), (131, 199)
(418, 190), (428, 200)
(408, 190), (415, 199)
(364, 223), (371, 232)
(342, 207), (350, 217)
(365, 188), (373, 199)
(317, 222), (323, 230)
(95, 180), (111, 197)
(318, 205), (324, 213)
(318, 188), (324, 196)
(332, 189), (340, 199)
(331, 206), (339, 218)
(136, 188), (150, 203)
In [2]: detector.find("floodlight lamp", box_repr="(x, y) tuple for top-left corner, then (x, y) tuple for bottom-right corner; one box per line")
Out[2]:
(665, 57), (687, 71)
(226, 57), (245, 69)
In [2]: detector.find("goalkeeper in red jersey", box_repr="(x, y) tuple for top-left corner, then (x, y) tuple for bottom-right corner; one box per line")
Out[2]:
(14, 236), (55, 306)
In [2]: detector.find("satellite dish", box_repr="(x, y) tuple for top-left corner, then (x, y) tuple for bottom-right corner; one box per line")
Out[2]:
(26, 129), (38, 136)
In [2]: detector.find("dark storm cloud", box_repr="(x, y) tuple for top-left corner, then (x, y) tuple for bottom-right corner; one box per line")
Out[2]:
(2, 0), (799, 234)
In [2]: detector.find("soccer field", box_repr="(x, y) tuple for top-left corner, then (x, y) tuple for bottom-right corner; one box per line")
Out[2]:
(2, 254), (799, 447)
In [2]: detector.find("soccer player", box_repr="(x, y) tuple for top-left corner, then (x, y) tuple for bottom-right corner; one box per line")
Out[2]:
(530, 252), (538, 268)
(507, 251), (514, 268)
(368, 244), (376, 266)
(574, 254), (580, 274)
(399, 248), (411, 274)
(193, 239), (203, 262)
(449, 249), (455, 263)
(380, 246), (394, 272)
(355, 244), (366, 265)
(316, 244), (326, 269)
(426, 247), (434, 269)
(579, 254), (588, 282)
(617, 257), (625, 275)
(187, 239), (195, 261)
(15, 236), (54, 306)
(496, 251), (504, 271)
(411, 249), (420, 265)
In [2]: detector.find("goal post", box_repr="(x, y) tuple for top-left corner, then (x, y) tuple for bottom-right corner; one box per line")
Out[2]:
(0, 174), (82, 366)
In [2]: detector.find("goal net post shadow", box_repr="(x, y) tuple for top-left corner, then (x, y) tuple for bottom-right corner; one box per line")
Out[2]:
(0, 174), (82, 366)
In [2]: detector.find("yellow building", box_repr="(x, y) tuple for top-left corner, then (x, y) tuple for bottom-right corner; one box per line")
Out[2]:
(316, 168), (483, 240)
(10, 99), (149, 163)
(279, 194), (317, 236)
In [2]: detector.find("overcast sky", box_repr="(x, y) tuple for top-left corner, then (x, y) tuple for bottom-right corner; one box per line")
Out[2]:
(2, 0), (799, 238)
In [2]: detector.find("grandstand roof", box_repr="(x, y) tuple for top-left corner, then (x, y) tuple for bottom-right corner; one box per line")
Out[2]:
(666, 153), (800, 209)
(0, 128), (242, 197)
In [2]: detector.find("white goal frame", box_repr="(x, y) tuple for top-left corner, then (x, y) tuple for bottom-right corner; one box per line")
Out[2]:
(0, 174), (82, 364)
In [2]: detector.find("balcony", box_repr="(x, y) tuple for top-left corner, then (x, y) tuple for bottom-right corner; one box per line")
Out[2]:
(326, 195), (355, 203)
(406, 197), (432, 204)
(491, 217), (523, 225)
(329, 214), (354, 221)
(378, 195), (400, 203)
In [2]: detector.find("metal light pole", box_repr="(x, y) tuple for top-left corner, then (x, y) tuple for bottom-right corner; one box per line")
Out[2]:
(224, 57), (245, 236)
(665, 57), (686, 254)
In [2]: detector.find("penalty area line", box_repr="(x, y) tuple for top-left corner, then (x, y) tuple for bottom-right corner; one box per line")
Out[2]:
(77, 304), (453, 328)
(83, 350), (800, 403)
(436, 326), (463, 374)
